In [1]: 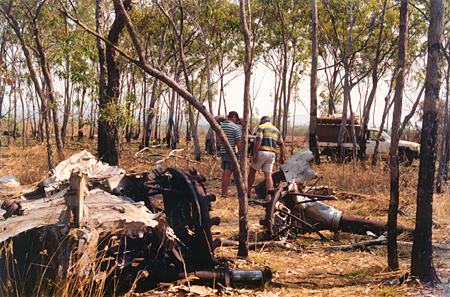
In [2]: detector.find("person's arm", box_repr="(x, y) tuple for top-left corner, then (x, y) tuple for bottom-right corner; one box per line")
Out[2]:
(253, 127), (263, 162)
(279, 142), (285, 164)
(252, 139), (261, 162)
(235, 125), (242, 154)
(278, 132), (285, 164)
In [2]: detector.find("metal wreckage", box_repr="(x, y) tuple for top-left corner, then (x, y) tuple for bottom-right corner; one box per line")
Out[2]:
(0, 150), (408, 295)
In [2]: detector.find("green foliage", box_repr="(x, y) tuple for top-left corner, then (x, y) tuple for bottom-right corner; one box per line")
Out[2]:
(98, 99), (133, 128)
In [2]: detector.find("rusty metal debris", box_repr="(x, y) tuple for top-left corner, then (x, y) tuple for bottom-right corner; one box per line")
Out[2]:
(0, 151), (271, 296)
(255, 150), (410, 241)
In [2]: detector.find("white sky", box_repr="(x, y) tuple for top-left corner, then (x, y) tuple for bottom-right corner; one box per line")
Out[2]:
(219, 62), (425, 130)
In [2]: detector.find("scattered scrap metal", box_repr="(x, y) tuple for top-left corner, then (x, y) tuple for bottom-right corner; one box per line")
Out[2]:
(0, 151), (270, 296)
(254, 150), (410, 241)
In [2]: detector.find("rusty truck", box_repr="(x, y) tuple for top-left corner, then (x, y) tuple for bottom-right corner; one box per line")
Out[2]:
(316, 116), (420, 162)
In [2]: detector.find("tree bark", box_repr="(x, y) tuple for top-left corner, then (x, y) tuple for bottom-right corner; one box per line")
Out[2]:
(436, 47), (450, 192)
(411, 0), (444, 284)
(309, 0), (320, 164)
(237, 0), (252, 257)
(61, 16), (71, 146)
(96, 0), (108, 158)
(97, 0), (130, 165)
(77, 86), (86, 141)
(387, 0), (408, 271)
(372, 76), (395, 166)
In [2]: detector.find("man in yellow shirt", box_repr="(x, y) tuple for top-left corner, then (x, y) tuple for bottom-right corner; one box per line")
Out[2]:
(248, 116), (285, 200)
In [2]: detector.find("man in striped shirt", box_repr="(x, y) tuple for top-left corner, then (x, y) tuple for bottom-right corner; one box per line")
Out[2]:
(248, 116), (285, 200)
(219, 111), (242, 197)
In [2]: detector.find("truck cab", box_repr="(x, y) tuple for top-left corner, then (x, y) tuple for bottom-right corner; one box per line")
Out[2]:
(365, 128), (420, 162)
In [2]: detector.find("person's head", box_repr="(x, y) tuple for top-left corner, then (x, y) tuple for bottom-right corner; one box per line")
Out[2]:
(260, 116), (270, 124)
(227, 111), (239, 123)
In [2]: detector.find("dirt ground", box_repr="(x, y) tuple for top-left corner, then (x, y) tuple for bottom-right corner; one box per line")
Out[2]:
(0, 140), (449, 296)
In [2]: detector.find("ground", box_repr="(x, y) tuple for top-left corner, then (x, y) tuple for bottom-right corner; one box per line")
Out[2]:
(0, 139), (449, 296)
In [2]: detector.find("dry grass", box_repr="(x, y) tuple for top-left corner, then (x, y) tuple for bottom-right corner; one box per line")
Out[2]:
(1, 142), (449, 296)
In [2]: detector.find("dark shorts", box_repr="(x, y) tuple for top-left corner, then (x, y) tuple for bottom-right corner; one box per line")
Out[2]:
(221, 154), (238, 171)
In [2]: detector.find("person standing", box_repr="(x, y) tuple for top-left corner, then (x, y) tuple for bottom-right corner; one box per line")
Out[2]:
(219, 111), (242, 197)
(248, 116), (285, 200)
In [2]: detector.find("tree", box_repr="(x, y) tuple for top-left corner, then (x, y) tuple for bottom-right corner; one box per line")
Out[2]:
(309, 0), (320, 163)
(0, 1), (54, 169)
(387, 0), (408, 271)
(29, 1), (65, 161)
(237, 0), (253, 257)
(411, 0), (444, 284)
(96, 0), (131, 165)
(436, 41), (450, 193)
(70, 0), (250, 257)
(358, 0), (388, 161)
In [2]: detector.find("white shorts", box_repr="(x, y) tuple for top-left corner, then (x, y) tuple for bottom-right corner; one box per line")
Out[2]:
(252, 151), (276, 173)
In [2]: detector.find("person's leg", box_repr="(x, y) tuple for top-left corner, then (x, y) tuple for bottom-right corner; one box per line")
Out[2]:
(262, 152), (276, 198)
(248, 152), (263, 197)
(222, 169), (232, 196)
(264, 171), (273, 191)
(247, 167), (257, 195)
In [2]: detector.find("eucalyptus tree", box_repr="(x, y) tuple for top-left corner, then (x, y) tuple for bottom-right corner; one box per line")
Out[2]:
(309, 0), (320, 163)
(258, 0), (309, 138)
(194, 0), (241, 117)
(436, 16), (450, 193)
(0, 0), (56, 168)
(411, 0), (444, 284)
(96, 0), (133, 165)
(320, 0), (399, 161)
(387, 0), (408, 271)
(52, 1), (97, 144)
(29, 1), (66, 160)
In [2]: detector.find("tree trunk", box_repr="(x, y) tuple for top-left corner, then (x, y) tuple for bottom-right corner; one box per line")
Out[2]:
(19, 83), (26, 146)
(436, 48), (450, 192)
(358, 0), (387, 161)
(372, 76), (395, 166)
(387, 0), (408, 271)
(188, 106), (201, 161)
(97, 0), (131, 165)
(12, 82), (17, 141)
(160, 2), (201, 160)
(166, 84), (177, 149)
(61, 16), (71, 146)
(203, 32), (214, 115)
(31, 10), (65, 161)
(77, 86), (86, 141)
(309, 0), (320, 164)
(96, 0), (109, 160)
(237, 0), (253, 258)
(411, 0), (444, 284)
(89, 94), (96, 140)
(144, 78), (159, 146)
(272, 73), (280, 123)
(337, 8), (355, 163)
(107, 0), (249, 258)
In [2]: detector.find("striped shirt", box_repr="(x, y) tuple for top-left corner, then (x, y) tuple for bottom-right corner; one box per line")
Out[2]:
(255, 122), (283, 152)
(219, 121), (242, 155)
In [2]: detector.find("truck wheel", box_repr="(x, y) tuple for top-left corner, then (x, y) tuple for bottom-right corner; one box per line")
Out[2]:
(404, 149), (415, 166)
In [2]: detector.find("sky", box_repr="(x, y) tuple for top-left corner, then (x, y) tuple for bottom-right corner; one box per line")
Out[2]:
(217, 61), (425, 130)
